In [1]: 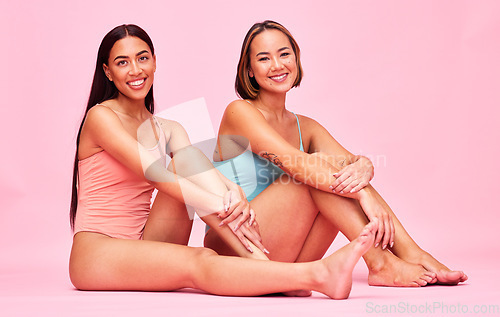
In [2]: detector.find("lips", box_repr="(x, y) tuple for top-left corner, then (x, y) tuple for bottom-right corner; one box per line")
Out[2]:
(269, 73), (288, 82)
(127, 78), (146, 87)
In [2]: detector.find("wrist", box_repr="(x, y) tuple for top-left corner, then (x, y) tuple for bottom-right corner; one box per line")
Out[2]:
(354, 188), (371, 201)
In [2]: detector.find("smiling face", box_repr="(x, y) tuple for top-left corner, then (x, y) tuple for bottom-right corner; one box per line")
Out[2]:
(248, 29), (298, 96)
(103, 36), (156, 102)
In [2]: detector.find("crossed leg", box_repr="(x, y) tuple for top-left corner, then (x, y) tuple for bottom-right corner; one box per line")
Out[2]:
(205, 172), (466, 286)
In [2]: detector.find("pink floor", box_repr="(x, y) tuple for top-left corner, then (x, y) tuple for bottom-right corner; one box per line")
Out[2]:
(1, 220), (498, 317)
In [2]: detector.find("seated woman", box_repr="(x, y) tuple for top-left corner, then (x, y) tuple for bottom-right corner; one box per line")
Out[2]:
(204, 20), (467, 287)
(68, 23), (378, 300)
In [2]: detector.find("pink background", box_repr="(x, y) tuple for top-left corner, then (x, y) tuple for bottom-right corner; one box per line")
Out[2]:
(1, 0), (499, 316)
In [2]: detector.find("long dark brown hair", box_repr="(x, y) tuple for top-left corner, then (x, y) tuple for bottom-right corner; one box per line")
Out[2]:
(70, 24), (155, 229)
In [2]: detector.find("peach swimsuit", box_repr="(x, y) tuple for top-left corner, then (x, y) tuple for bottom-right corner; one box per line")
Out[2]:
(74, 117), (166, 240)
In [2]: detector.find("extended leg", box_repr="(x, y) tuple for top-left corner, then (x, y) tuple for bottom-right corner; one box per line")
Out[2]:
(70, 222), (376, 299)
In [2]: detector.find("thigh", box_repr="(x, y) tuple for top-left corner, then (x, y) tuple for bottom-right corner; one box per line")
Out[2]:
(70, 232), (200, 291)
(249, 175), (319, 262)
(204, 175), (317, 261)
(143, 191), (193, 245)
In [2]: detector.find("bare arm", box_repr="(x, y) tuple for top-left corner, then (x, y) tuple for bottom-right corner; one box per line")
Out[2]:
(219, 100), (365, 197)
(83, 106), (223, 215)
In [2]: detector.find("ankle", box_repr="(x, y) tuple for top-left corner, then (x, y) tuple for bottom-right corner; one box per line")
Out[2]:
(365, 250), (391, 274)
(308, 261), (328, 290)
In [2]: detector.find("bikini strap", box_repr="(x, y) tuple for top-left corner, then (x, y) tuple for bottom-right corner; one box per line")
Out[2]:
(292, 113), (304, 152)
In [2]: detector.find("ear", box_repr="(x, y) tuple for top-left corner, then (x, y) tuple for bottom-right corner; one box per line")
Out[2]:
(248, 67), (254, 78)
(102, 64), (112, 81)
(152, 54), (157, 72)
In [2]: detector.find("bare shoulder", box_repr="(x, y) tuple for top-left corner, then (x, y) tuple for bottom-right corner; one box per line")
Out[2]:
(223, 100), (265, 126)
(295, 114), (325, 132)
(155, 116), (185, 133)
(224, 99), (261, 117)
(84, 104), (122, 130)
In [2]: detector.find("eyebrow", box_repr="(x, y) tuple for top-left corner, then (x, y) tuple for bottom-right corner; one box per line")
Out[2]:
(113, 50), (150, 61)
(255, 46), (290, 57)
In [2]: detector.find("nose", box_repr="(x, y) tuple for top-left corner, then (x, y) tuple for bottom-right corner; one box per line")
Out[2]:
(129, 60), (142, 75)
(271, 56), (284, 71)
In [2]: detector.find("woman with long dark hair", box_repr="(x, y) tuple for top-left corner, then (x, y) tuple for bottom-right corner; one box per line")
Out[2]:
(68, 24), (377, 299)
(204, 20), (467, 287)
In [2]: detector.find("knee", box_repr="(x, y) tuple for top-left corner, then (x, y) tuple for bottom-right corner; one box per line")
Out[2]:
(192, 247), (218, 261)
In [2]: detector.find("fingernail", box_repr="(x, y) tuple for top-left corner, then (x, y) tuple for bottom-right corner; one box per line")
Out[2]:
(329, 185), (333, 189)
(340, 190), (344, 194)
(264, 249), (270, 254)
(248, 248), (253, 253)
(390, 241), (394, 248)
(217, 214), (221, 218)
(382, 244), (387, 250)
(350, 189), (355, 193)
(224, 204), (228, 211)
(374, 243), (379, 248)
(218, 222), (224, 227)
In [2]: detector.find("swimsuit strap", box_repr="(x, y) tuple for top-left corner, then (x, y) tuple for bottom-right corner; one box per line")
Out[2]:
(292, 112), (304, 152)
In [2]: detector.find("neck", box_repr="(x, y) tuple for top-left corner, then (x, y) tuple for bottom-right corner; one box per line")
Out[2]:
(115, 93), (150, 120)
(254, 91), (287, 118)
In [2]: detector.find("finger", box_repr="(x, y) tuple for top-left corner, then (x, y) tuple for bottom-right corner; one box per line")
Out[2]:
(389, 215), (395, 248)
(349, 181), (367, 193)
(233, 230), (253, 253)
(330, 169), (350, 190)
(235, 207), (250, 230)
(333, 175), (354, 193)
(241, 226), (269, 254)
(342, 179), (361, 194)
(248, 208), (255, 226)
(218, 191), (232, 218)
(374, 218), (384, 248)
(219, 202), (243, 226)
(381, 215), (391, 250)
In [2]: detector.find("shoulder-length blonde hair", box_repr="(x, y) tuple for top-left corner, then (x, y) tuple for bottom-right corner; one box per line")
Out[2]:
(235, 20), (304, 100)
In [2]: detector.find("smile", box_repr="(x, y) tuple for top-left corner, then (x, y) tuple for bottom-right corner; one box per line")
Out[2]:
(128, 78), (146, 86)
(269, 74), (287, 81)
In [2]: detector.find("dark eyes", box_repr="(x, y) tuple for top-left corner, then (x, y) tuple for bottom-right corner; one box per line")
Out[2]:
(116, 56), (149, 66)
(257, 52), (291, 62)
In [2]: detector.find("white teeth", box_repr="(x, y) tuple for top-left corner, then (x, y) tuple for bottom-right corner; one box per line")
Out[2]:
(129, 79), (145, 86)
(271, 74), (286, 80)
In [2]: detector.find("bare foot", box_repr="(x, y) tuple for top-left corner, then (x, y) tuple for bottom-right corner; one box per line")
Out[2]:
(282, 290), (312, 297)
(368, 252), (436, 287)
(404, 251), (467, 285)
(315, 222), (377, 299)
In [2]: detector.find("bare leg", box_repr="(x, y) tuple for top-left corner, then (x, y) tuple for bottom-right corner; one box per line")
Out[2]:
(369, 189), (467, 284)
(143, 191), (193, 244)
(170, 146), (267, 259)
(69, 222), (376, 299)
(308, 152), (465, 285)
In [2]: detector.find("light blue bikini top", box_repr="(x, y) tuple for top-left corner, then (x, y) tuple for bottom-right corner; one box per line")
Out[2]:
(213, 113), (304, 201)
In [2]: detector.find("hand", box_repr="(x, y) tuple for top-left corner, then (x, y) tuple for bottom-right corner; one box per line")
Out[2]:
(330, 156), (374, 194)
(357, 190), (395, 250)
(226, 214), (269, 254)
(217, 190), (255, 230)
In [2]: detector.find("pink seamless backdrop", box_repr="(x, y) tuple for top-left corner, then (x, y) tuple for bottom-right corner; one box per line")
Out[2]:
(1, 0), (499, 316)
